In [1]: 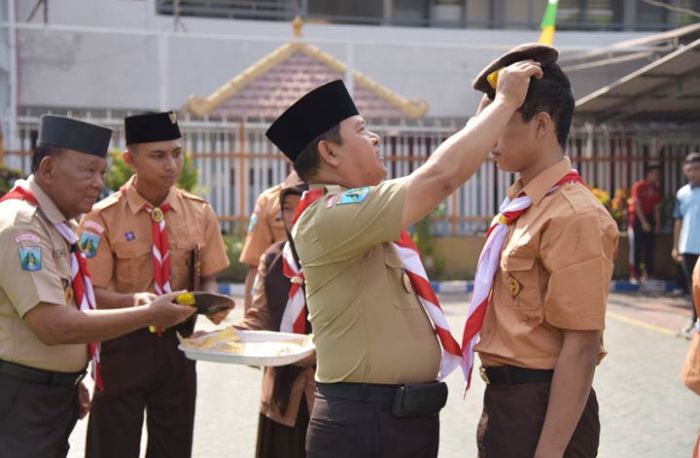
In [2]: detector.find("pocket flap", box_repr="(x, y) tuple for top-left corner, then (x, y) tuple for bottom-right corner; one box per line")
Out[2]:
(506, 256), (535, 272)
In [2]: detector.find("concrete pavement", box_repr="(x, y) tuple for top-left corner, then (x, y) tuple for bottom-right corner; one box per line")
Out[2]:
(68, 292), (700, 457)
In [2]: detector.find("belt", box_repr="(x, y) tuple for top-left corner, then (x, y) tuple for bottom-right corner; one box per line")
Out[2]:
(316, 382), (399, 405)
(480, 365), (553, 385)
(0, 359), (86, 387)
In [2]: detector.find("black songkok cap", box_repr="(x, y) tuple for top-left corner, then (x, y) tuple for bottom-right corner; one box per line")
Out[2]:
(473, 43), (559, 99)
(38, 115), (112, 157)
(266, 80), (359, 162)
(125, 111), (181, 145)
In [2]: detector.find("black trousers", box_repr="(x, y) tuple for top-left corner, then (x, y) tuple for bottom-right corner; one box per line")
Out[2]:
(0, 371), (79, 458)
(631, 215), (656, 277)
(682, 253), (700, 322)
(477, 383), (599, 458)
(85, 327), (197, 458)
(306, 384), (440, 458)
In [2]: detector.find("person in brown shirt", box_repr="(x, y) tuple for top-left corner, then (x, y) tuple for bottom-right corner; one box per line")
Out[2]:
(471, 46), (619, 457)
(0, 115), (194, 458)
(234, 172), (314, 458)
(240, 182), (288, 310)
(78, 112), (230, 458)
(266, 64), (542, 457)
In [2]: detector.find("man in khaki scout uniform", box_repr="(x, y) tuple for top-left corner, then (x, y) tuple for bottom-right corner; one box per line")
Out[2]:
(240, 181), (288, 310)
(79, 112), (230, 458)
(0, 115), (195, 458)
(470, 45), (619, 457)
(265, 65), (542, 457)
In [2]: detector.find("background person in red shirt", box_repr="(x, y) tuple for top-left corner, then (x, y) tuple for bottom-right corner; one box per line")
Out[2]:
(628, 164), (663, 282)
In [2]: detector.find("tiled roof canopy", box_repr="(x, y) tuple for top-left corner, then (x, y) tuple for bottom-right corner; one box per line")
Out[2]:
(188, 36), (428, 119)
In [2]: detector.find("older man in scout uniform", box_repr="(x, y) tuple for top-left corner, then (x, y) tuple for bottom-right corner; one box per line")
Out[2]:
(462, 45), (619, 457)
(79, 112), (231, 458)
(240, 180), (288, 310)
(265, 64), (542, 458)
(0, 115), (195, 458)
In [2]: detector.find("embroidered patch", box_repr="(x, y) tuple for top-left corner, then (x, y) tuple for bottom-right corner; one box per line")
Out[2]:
(336, 187), (371, 205)
(83, 220), (105, 234)
(79, 232), (101, 259)
(248, 213), (258, 232)
(15, 233), (40, 244)
(18, 246), (42, 271)
(324, 195), (337, 208)
(124, 231), (136, 242)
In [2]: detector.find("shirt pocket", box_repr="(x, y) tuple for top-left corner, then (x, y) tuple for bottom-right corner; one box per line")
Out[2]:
(113, 240), (152, 291)
(384, 245), (419, 310)
(501, 255), (542, 311)
(171, 237), (201, 290)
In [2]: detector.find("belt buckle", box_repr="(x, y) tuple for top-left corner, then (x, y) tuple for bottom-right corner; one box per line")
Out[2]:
(479, 367), (490, 385)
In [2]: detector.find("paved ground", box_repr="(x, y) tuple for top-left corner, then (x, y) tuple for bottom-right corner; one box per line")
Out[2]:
(68, 292), (700, 457)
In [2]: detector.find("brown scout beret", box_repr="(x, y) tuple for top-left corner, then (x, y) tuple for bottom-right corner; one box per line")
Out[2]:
(472, 43), (559, 99)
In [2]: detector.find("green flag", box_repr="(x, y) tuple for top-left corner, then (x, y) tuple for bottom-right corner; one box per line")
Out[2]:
(539, 0), (559, 45)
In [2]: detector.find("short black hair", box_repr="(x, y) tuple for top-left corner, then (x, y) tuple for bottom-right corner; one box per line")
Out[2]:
(293, 123), (343, 181)
(684, 152), (700, 165)
(645, 164), (661, 175)
(518, 63), (574, 148)
(31, 144), (63, 172)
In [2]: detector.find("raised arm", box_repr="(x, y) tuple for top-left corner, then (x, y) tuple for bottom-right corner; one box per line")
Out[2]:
(401, 60), (542, 229)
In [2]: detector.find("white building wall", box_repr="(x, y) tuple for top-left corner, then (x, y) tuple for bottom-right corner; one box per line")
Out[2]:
(10, 0), (652, 118)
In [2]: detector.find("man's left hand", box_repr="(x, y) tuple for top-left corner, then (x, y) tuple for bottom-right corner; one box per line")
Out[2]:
(207, 309), (230, 325)
(78, 382), (91, 419)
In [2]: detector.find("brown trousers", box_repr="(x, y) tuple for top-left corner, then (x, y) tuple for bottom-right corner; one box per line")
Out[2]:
(306, 386), (440, 458)
(0, 371), (79, 458)
(85, 327), (197, 458)
(477, 382), (599, 458)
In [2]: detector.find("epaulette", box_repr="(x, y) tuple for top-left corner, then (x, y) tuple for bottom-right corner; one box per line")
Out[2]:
(180, 189), (207, 203)
(91, 190), (122, 212)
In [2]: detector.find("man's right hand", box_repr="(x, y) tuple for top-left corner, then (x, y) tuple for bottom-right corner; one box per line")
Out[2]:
(146, 291), (196, 328)
(133, 292), (157, 307)
(494, 60), (543, 109)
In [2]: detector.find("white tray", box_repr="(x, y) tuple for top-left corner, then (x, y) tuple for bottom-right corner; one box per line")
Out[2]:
(178, 330), (314, 367)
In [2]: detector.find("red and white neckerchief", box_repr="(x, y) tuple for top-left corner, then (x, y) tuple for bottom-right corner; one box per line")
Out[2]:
(282, 187), (463, 380)
(461, 170), (585, 389)
(0, 182), (103, 389)
(120, 187), (172, 334)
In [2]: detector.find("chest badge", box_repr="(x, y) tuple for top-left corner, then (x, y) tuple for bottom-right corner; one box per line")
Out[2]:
(150, 207), (165, 223)
(506, 275), (523, 298)
(401, 270), (413, 293)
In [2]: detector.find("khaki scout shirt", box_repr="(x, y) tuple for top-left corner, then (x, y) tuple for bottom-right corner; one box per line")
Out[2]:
(292, 180), (441, 384)
(476, 158), (619, 369)
(78, 176), (230, 294)
(0, 176), (88, 372)
(239, 183), (287, 267)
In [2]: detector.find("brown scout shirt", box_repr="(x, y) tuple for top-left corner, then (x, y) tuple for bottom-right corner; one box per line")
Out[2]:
(476, 158), (619, 369)
(292, 180), (441, 384)
(0, 176), (88, 372)
(78, 175), (229, 294)
(239, 183), (287, 267)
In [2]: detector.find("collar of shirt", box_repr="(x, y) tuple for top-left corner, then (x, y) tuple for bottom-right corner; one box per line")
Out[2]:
(122, 175), (182, 215)
(26, 174), (71, 226)
(506, 157), (573, 205)
(309, 183), (347, 194)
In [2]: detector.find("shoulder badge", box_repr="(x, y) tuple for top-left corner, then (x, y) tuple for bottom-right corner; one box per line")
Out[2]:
(337, 187), (371, 205)
(18, 246), (42, 271)
(79, 231), (101, 258)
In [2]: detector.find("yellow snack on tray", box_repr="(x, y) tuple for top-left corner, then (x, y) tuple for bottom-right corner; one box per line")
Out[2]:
(182, 327), (241, 350)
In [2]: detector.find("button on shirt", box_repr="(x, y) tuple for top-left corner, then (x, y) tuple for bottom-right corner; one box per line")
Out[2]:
(292, 180), (441, 384)
(673, 184), (700, 255)
(78, 176), (230, 293)
(475, 158), (619, 370)
(0, 176), (88, 372)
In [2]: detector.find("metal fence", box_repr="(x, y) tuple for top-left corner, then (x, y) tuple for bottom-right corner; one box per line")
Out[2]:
(3, 114), (699, 235)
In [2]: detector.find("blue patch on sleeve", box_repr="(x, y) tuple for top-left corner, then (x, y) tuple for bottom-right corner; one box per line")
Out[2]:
(79, 232), (101, 259)
(337, 187), (371, 205)
(19, 246), (42, 271)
